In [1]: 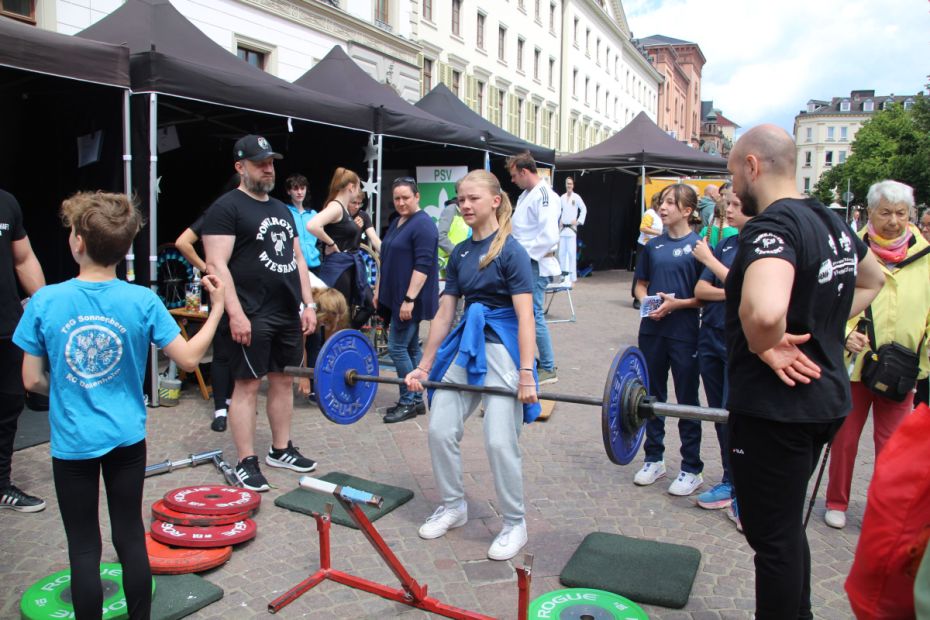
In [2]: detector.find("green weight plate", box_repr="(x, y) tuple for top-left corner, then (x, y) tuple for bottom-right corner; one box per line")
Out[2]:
(528, 588), (649, 620)
(20, 562), (156, 620)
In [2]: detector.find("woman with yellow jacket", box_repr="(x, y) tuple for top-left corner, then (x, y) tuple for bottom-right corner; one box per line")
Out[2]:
(824, 180), (930, 529)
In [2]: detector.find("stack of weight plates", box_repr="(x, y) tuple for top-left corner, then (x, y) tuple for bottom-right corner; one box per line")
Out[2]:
(147, 485), (261, 574)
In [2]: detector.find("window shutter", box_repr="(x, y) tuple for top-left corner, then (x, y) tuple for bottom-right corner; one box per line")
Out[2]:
(489, 88), (499, 125)
(540, 109), (550, 147)
(466, 75), (477, 111)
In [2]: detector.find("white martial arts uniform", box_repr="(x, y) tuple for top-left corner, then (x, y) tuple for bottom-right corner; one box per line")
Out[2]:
(558, 191), (588, 281)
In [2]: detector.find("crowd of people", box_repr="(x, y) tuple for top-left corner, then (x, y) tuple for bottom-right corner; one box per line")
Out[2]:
(1, 126), (928, 618)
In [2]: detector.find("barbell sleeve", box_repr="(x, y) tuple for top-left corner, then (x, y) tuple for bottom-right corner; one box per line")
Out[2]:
(638, 398), (729, 425)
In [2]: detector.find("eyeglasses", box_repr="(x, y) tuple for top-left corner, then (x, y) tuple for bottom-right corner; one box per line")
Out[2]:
(392, 176), (419, 194)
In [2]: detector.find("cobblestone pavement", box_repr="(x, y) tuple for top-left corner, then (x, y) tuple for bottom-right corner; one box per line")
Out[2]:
(1, 271), (870, 619)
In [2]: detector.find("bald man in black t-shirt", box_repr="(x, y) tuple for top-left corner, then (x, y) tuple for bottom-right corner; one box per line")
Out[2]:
(0, 189), (46, 512)
(724, 125), (885, 619)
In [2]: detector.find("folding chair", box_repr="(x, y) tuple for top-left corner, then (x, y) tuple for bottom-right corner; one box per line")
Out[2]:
(544, 278), (576, 323)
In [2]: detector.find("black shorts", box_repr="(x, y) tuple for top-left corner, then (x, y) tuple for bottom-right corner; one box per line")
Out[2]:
(230, 317), (302, 380)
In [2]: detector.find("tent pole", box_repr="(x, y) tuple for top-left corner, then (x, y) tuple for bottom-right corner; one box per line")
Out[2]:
(484, 151), (490, 171)
(122, 90), (135, 282)
(375, 133), (383, 232)
(149, 93), (160, 407)
(640, 165), (646, 215)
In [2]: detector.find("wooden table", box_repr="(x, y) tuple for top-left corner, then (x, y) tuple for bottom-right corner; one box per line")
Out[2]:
(169, 307), (212, 400)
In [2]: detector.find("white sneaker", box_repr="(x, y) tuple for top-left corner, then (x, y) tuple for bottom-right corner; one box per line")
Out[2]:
(633, 461), (666, 486)
(668, 471), (704, 496)
(488, 520), (528, 561)
(824, 509), (846, 529)
(418, 505), (468, 540)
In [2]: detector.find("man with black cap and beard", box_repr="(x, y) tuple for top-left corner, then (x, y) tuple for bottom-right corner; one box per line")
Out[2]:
(723, 124), (885, 619)
(203, 135), (319, 492)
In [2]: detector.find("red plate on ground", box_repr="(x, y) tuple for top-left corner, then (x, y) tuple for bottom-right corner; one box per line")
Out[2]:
(145, 533), (232, 574)
(152, 499), (257, 526)
(150, 518), (257, 548)
(163, 485), (261, 515)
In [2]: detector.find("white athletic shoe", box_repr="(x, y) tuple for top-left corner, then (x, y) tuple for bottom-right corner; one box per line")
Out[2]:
(668, 471), (704, 496)
(418, 505), (468, 540)
(487, 520), (528, 561)
(824, 509), (846, 529)
(633, 461), (666, 486)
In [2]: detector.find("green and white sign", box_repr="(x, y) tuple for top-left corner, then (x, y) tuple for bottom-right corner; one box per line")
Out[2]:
(417, 166), (468, 223)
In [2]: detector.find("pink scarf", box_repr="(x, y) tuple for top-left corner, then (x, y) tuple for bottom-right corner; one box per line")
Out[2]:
(867, 221), (912, 264)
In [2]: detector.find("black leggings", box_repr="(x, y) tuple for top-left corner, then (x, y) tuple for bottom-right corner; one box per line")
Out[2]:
(52, 440), (151, 620)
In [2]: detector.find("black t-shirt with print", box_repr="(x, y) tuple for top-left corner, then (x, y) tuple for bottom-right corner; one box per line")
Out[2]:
(725, 197), (868, 422)
(202, 189), (301, 321)
(0, 189), (27, 338)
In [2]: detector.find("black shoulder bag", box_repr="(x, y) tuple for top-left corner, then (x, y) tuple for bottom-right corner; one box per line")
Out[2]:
(859, 245), (930, 401)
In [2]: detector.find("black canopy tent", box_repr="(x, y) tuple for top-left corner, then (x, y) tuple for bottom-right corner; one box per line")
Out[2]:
(77, 0), (378, 291)
(555, 112), (729, 270)
(417, 84), (556, 165)
(0, 17), (131, 283)
(293, 45), (490, 229)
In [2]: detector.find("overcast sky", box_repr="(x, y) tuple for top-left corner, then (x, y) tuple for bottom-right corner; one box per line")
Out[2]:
(624, 0), (929, 136)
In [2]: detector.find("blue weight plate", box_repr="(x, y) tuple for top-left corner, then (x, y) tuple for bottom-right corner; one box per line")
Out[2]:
(315, 329), (379, 424)
(601, 346), (649, 465)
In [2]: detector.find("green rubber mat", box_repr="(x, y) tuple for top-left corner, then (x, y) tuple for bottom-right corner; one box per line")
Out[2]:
(559, 531), (701, 609)
(152, 574), (223, 620)
(274, 471), (414, 529)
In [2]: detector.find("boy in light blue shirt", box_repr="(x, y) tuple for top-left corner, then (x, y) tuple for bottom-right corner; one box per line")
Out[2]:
(13, 191), (225, 620)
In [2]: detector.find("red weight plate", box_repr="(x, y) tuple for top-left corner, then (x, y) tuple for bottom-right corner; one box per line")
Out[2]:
(163, 485), (261, 515)
(151, 499), (257, 526)
(145, 533), (232, 575)
(150, 518), (257, 548)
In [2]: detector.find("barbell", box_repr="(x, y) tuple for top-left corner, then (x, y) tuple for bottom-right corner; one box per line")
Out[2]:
(284, 329), (729, 466)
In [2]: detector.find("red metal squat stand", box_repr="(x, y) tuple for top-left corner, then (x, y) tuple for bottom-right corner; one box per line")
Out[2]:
(268, 495), (534, 618)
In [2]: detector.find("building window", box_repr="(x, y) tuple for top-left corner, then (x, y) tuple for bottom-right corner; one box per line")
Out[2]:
(804, 151), (812, 167)
(517, 38), (525, 72)
(452, 70), (461, 96)
(549, 2), (556, 31)
(518, 0), (525, 10)
(573, 18), (579, 44)
(595, 85), (600, 111)
(584, 77), (589, 104)
(585, 29), (590, 55)
(803, 177), (811, 192)
(883, 98), (894, 110)
(596, 38), (601, 64)
(375, 0), (389, 25)
(839, 150), (846, 164)
(422, 58), (433, 96)
(451, 0), (461, 36)
(476, 80), (485, 114)
(840, 99), (850, 112)
(237, 46), (266, 70)
(476, 13), (485, 49)
(805, 127), (812, 142)
(827, 126), (835, 141)
(498, 27), (506, 61)
(1, 0), (35, 23)
(904, 98), (915, 110)
(825, 151), (833, 166)
(533, 49), (540, 80)
(548, 58), (555, 88)
(572, 69), (578, 96)
(840, 126), (848, 141)
(422, 0), (432, 21)
(517, 97), (524, 137)
(535, 0), (541, 22)
(863, 99), (874, 112)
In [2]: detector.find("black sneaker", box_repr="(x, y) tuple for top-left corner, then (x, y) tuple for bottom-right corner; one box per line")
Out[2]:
(384, 403), (419, 424)
(266, 441), (317, 473)
(0, 485), (46, 512)
(384, 401), (425, 417)
(210, 415), (227, 432)
(235, 456), (270, 492)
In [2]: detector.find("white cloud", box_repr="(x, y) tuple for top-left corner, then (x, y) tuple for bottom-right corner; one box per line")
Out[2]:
(625, 0), (929, 134)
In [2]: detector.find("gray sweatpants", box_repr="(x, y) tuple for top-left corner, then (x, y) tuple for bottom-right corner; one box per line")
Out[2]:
(428, 343), (525, 525)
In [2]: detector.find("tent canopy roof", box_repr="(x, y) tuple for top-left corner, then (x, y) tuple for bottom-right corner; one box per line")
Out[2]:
(557, 112), (729, 175)
(0, 15), (129, 88)
(294, 46), (487, 149)
(77, 0), (374, 132)
(417, 84), (555, 164)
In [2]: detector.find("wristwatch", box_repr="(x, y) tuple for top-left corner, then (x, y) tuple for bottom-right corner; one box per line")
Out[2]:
(403, 295), (416, 303)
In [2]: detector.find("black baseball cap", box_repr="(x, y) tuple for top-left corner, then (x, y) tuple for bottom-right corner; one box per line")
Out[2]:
(233, 135), (282, 162)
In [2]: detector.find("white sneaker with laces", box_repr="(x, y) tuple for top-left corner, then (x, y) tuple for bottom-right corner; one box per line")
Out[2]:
(418, 505), (468, 540)
(488, 520), (528, 561)
(824, 509), (846, 529)
(633, 461), (666, 486)
(668, 471), (704, 496)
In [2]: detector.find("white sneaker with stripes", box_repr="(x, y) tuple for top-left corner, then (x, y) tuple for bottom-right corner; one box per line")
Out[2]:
(265, 441), (317, 473)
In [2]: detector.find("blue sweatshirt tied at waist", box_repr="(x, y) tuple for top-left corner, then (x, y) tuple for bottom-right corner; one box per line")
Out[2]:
(428, 303), (541, 423)
(318, 251), (372, 308)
